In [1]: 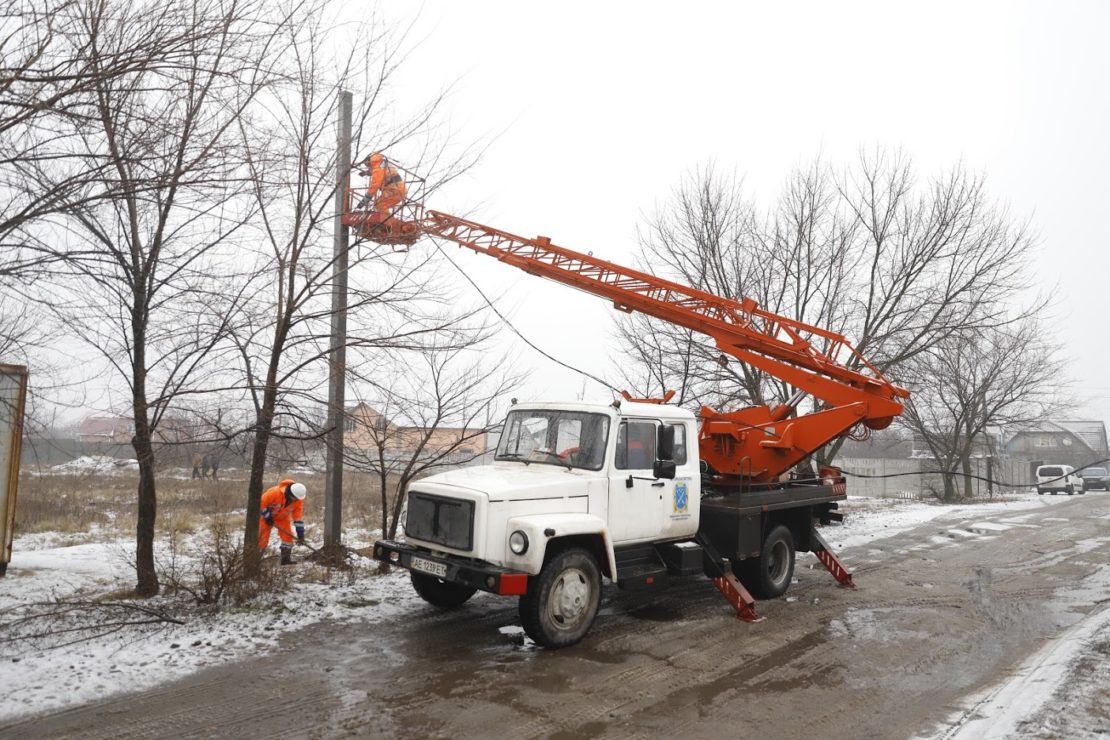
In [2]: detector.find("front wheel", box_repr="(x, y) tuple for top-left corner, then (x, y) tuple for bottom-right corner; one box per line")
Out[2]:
(411, 572), (477, 608)
(738, 524), (796, 599)
(519, 547), (601, 649)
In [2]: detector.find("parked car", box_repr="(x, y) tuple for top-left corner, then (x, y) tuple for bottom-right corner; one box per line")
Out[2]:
(1079, 466), (1110, 491)
(1036, 464), (1085, 495)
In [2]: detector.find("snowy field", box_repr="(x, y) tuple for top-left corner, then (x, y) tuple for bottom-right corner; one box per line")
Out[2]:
(1, 493), (1106, 735)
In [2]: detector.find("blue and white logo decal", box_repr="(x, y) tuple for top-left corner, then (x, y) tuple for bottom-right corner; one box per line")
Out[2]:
(673, 482), (688, 513)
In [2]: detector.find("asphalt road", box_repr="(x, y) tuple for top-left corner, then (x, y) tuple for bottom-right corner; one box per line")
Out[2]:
(8, 493), (1110, 739)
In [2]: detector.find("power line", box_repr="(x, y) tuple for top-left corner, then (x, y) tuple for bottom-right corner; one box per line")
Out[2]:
(432, 240), (620, 393)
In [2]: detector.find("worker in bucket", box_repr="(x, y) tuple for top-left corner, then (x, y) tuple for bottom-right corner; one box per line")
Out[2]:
(258, 479), (307, 565)
(363, 151), (407, 222)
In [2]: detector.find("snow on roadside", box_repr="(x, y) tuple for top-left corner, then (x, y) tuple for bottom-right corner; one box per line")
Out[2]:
(0, 531), (424, 724)
(823, 494), (1067, 552)
(933, 568), (1110, 739)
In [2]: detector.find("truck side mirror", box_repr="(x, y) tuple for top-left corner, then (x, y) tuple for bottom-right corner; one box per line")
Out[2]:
(657, 424), (675, 461)
(653, 459), (677, 480)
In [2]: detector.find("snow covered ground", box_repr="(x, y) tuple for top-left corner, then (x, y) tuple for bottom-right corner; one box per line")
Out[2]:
(39, 455), (140, 476)
(0, 493), (1106, 732)
(0, 529), (424, 723)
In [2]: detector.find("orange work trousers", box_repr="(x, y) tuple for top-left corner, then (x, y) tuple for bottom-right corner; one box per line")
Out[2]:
(372, 183), (405, 220)
(258, 512), (294, 550)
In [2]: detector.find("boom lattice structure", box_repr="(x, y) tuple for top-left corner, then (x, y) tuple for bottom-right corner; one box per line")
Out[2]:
(343, 187), (909, 484)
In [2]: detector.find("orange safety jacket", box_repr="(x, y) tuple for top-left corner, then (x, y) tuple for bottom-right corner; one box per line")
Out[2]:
(369, 161), (405, 198)
(260, 479), (304, 532)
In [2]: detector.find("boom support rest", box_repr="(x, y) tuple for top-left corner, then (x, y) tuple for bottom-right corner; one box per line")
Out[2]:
(810, 526), (856, 589)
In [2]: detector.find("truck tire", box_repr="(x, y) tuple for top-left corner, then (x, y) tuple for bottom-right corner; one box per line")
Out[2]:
(739, 525), (796, 599)
(411, 572), (477, 608)
(518, 547), (600, 649)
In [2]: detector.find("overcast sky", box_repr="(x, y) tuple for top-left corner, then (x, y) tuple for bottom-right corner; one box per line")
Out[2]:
(365, 1), (1110, 427)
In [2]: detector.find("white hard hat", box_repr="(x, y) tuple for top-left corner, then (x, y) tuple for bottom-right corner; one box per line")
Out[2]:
(289, 482), (307, 500)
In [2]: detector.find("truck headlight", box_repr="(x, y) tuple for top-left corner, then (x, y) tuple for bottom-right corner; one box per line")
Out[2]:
(509, 530), (529, 555)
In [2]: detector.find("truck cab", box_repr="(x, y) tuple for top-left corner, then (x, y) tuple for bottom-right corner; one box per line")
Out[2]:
(374, 400), (700, 646)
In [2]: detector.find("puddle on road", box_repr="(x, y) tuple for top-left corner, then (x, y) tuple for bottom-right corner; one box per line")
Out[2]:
(625, 602), (686, 622)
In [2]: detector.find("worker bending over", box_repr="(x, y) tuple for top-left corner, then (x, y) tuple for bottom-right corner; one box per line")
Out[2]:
(363, 152), (407, 222)
(258, 478), (307, 565)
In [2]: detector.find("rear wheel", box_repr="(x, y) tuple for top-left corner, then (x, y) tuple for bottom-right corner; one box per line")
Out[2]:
(411, 572), (477, 608)
(519, 547), (601, 649)
(738, 525), (796, 599)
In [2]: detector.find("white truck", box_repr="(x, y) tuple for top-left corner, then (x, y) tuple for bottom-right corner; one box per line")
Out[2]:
(373, 399), (852, 648)
(354, 178), (905, 648)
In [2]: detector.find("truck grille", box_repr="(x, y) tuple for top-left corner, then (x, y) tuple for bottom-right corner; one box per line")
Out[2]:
(405, 491), (474, 551)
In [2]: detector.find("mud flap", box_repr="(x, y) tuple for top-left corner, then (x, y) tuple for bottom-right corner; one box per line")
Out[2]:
(810, 527), (856, 589)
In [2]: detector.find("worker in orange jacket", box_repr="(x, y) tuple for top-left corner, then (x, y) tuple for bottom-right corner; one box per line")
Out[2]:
(363, 152), (407, 222)
(258, 479), (307, 565)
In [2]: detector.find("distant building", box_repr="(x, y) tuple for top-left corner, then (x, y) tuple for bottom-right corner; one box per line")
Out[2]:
(344, 403), (489, 465)
(76, 415), (132, 444)
(1005, 420), (1108, 473)
(75, 414), (199, 445)
(909, 428), (1004, 460)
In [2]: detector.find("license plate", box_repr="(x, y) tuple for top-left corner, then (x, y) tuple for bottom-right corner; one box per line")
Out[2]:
(411, 556), (447, 578)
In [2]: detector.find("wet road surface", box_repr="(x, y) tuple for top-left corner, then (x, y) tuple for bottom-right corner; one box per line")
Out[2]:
(8, 493), (1110, 739)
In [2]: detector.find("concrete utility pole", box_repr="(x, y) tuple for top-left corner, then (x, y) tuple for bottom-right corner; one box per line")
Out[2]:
(324, 90), (352, 552)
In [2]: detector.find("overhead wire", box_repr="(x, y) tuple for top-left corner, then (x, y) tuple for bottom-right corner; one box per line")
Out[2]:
(431, 239), (621, 393)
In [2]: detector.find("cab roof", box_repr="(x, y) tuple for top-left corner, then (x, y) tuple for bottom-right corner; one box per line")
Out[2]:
(511, 399), (695, 422)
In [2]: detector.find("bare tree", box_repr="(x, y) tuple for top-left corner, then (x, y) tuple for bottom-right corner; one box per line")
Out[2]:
(615, 163), (764, 408)
(218, 3), (483, 573)
(901, 321), (1065, 500)
(345, 337), (519, 541)
(618, 151), (1044, 467)
(11, 0), (292, 595)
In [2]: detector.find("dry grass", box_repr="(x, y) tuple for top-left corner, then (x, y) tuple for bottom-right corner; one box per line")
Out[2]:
(14, 469), (394, 541)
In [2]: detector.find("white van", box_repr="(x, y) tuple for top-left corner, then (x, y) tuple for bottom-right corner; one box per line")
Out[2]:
(1036, 464), (1085, 495)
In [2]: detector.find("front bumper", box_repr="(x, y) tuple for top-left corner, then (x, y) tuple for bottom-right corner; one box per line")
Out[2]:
(373, 540), (529, 596)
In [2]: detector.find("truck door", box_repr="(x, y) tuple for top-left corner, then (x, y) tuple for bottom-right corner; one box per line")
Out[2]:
(608, 419), (670, 542)
(657, 421), (698, 539)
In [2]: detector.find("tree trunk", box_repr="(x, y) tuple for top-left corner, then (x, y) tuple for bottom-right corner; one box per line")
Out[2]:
(131, 368), (159, 596)
(388, 478), (406, 540)
(943, 471), (959, 502)
(243, 379), (278, 576)
(378, 447), (388, 536)
(961, 456), (974, 499)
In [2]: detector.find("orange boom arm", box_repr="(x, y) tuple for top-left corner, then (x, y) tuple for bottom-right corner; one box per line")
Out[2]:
(342, 176), (908, 483)
(416, 211), (908, 483)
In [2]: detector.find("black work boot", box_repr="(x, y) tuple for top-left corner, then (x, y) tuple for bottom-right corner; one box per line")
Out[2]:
(280, 546), (294, 565)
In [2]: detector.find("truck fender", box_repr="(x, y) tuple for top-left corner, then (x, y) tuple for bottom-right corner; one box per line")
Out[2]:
(504, 513), (616, 580)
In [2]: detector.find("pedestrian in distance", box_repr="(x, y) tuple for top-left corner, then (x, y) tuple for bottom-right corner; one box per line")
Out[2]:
(202, 453), (219, 481)
(258, 479), (307, 565)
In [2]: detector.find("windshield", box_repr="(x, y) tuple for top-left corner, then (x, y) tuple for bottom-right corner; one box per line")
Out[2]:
(1084, 467), (1107, 476)
(495, 410), (610, 471)
(1038, 466), (1063, 478)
